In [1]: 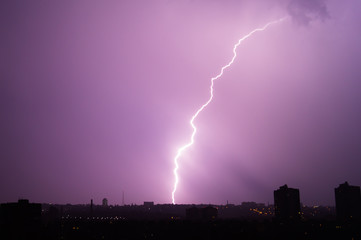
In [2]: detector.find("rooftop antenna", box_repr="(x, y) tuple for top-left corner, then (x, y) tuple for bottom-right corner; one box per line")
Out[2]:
(122, 191), (125, 206)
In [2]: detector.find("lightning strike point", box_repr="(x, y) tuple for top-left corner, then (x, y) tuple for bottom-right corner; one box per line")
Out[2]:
(171, 17), (288, 204)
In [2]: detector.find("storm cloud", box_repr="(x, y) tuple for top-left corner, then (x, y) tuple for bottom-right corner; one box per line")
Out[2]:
(287, 0), (329, 25)
(0, 0), (360, 206)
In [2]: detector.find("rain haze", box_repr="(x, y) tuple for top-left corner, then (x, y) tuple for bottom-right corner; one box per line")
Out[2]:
(1, 0), (361, 206)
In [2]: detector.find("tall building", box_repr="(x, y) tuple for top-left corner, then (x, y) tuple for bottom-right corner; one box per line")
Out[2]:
(102, 198), (108, 207)
(274, 184), (301, 220)
(0, 199), (42, 238)
(0, 199), (41, 224)
(122, 191), (125, 206)
(90, 199), (93, 217)
(335, 181), (361, 221)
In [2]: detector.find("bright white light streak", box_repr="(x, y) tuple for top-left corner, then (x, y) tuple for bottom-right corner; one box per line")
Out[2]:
(171, 17), (288, 204)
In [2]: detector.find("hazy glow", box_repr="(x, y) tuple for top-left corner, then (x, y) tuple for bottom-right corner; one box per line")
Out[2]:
(3, 0), (361, 206)
(171, 17), (287, 204)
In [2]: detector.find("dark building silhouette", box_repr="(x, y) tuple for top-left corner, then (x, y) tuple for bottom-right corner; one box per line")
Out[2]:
(0, 199), (42, 239)
(335, 181), (361, 221)
(144, 201), (154, 208)
(186, 206), (218, 220)
(90, 199), (93, 217)
(274, 184), (301, 220)
(44, 205), (60, 222)
(102, 198), (108, 207)
(202, 206), (218, 220)
(0, 199), (41, 223)
(122, 191), (125, 206)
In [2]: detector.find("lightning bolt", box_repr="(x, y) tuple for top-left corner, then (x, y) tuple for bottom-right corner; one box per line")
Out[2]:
(171, 17), (288, 204)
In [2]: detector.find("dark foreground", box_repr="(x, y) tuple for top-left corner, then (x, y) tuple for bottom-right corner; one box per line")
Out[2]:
(1, 219), (360, 240)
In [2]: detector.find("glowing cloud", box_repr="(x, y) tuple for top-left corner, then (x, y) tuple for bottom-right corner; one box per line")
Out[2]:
(171, 17), (288, 204)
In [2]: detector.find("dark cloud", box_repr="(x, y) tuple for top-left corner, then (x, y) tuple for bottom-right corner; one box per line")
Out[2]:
(287, 0), (329, 25)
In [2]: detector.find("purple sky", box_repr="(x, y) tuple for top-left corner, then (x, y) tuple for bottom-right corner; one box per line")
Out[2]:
(1, 0), (361, 206)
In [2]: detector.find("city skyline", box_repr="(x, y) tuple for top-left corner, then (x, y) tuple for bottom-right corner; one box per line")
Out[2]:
(1, 184), (358, 239)
(1, 182), (358, 208)
(1, 0), (361, 206)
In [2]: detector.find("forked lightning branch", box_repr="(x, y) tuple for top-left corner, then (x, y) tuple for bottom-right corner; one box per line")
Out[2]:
(171, 17), (288, 204)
